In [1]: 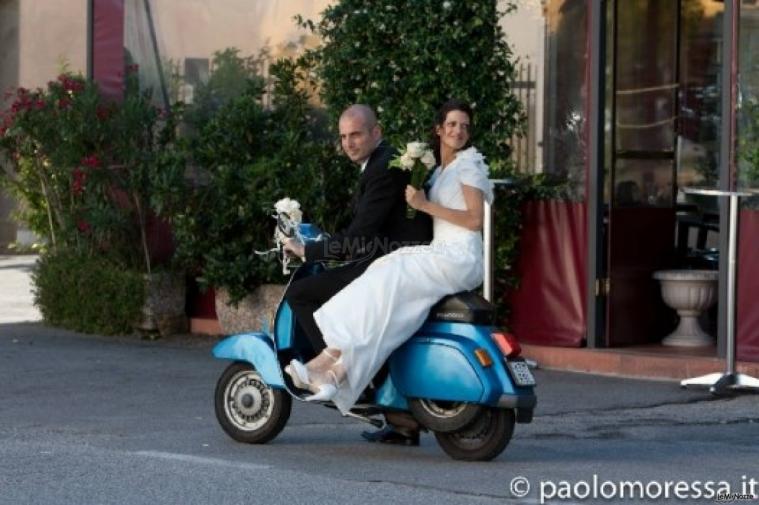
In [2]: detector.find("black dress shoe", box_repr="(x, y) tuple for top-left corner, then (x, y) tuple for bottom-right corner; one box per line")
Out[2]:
(361, 425), (420, 446)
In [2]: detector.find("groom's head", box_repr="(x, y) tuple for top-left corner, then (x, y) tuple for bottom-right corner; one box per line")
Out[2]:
(339, 104), (382, 164)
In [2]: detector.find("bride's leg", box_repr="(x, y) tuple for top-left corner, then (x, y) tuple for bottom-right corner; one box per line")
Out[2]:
(306, 348), (344, 386)
(286, 347), (343, 393)
(304, 354), (346, 402)
(305, 348), (341, 374)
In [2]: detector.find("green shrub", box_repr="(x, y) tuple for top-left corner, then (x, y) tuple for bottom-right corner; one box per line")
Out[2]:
(32, 250), (145, 335)
(297, 0), (524, 161)
(169, 58), (355, 304)
(298, 0), (529, 309)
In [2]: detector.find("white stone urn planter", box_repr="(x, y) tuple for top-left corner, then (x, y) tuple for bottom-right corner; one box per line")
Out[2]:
(653, 269), (718, 347)
(215, 284), (286, 335)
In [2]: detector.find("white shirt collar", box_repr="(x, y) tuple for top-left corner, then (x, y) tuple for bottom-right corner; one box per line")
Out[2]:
(360, 139), (383, 172)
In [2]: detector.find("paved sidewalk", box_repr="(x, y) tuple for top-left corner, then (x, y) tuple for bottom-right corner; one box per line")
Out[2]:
(0, 254), (40, 324)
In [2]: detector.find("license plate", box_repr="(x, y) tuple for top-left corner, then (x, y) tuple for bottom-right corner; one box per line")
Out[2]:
(507, 361), (536, 386)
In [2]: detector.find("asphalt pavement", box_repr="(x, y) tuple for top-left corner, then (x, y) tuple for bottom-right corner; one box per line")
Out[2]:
(1, 255), (758, 505)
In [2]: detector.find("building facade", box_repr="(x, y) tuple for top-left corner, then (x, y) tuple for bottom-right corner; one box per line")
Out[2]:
(2, 0), (757, 366)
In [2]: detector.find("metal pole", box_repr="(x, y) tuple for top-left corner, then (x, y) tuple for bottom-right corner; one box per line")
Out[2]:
(143, 0), (171, 108)
(482, 179), (515, 303)
(483, 199), (494, 302)
(587, 0), (607, 348)
(86, 0), (94, 80)
(680, 188), (759, 393)
(716, 0), (737, 359)
(725, 194), (738, 375)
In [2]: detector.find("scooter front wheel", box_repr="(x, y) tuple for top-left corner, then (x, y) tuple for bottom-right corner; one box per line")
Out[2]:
(434, 408), (515, 461)
(214, 362), (291, 444)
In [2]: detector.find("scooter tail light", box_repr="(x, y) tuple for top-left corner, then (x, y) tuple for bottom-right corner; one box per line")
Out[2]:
(491, 331), (522, 358)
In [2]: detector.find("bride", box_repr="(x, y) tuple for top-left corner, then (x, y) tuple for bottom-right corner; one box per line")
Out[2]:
(287, 99), (493, 413)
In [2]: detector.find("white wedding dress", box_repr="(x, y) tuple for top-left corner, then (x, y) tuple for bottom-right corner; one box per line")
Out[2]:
(312, 147), (494, 414)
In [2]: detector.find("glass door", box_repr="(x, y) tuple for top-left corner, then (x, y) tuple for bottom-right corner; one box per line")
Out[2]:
(605, 0), (679, 346)
(604, 0), (724, 347)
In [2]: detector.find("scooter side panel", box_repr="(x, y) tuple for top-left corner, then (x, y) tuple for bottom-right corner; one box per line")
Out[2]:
(390, 322), (530, 405)
(212, 333), (285, 388)
(430, 322), (531, 402)
(389, 336), (485, 402)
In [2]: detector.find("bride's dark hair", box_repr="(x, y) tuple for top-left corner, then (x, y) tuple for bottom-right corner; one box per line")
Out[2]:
(430, 99), (474, 166)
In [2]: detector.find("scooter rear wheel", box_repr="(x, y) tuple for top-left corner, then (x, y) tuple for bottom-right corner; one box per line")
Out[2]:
(434, 408), (515, 461)
(214, 362), (291, 444)
(408, 398), (482, 433)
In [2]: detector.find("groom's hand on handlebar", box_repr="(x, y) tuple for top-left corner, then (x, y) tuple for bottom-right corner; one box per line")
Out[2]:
(283, 238), (305, 261)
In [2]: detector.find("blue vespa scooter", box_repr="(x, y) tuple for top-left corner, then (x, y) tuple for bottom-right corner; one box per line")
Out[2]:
(212, 209), (536, 461)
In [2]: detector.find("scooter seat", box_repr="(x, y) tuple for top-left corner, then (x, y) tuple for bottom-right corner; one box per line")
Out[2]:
(427, 291), (495, 326)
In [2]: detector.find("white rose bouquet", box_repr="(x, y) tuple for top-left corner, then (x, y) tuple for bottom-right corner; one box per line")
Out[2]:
(389, 141), (436, 218)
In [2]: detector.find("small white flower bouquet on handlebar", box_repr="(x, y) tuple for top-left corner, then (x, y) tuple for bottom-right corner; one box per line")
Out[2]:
(255, 197), (304, 274)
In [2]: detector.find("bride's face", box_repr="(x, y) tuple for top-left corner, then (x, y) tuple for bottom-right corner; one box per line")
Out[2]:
(436, 110), (470, 153)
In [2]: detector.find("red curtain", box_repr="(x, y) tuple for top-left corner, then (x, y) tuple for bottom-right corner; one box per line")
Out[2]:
(506, 200), (588, 347)
(737, 209), (759, 362)
(92, 0), (124, 101)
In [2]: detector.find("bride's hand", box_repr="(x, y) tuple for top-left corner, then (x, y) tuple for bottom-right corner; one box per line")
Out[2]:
(405, 185), (427, 211)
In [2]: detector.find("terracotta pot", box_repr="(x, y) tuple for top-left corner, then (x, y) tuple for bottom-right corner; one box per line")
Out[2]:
(215, 284), (286, 335)
(136, 271), (187, 337)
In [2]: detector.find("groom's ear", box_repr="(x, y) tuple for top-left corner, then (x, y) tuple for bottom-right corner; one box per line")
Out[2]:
(371, 124), (382, 140)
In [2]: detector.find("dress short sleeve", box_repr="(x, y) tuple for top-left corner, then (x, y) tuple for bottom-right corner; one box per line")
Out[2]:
(455, 147), (494, 204)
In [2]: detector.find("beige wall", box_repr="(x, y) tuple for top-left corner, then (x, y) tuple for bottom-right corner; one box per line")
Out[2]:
(0, 0), (86, 248)
(500, 0), (546, 172)
(124, 0), (332, 105)
(17, 0), (87, 86)
(148, 0), (331, 59)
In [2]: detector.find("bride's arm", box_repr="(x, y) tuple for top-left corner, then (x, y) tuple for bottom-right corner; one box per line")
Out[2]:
(405, 184), (484, 231)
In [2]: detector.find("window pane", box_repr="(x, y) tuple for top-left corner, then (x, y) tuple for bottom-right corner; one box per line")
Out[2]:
(678, 0), (723, 190)
(124, 0), (328, 111)
(738, 0), (759, 203)
(543, 0), (588, 201)
(500, 0), (545, 174)
(614, 159), (674, 208)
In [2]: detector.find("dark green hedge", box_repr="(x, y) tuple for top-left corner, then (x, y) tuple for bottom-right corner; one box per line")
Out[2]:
(32, 250), (145, 335)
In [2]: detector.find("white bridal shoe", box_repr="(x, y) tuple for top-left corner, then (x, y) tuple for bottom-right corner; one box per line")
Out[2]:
(285, 350), (343, 402)
(303, 369), (340, 402)
(284, 359), (311, 390)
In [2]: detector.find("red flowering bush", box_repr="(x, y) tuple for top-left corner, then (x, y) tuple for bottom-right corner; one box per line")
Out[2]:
(1, 76), (111, 250)
(0, 72), (183, 273)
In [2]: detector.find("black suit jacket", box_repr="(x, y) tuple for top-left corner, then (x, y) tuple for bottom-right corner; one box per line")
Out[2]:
(304, 140), (433, 262)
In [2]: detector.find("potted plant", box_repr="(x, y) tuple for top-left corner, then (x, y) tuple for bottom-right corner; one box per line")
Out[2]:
(108, 70), (188, 336)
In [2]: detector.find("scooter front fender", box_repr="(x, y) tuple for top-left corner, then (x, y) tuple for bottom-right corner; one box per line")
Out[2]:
(212, 333), (285, 388)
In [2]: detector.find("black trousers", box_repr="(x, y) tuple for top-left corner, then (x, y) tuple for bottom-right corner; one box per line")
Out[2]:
(284, 259), (372, 354)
